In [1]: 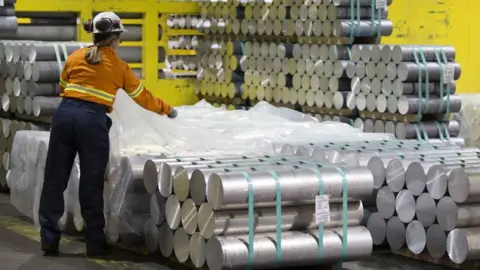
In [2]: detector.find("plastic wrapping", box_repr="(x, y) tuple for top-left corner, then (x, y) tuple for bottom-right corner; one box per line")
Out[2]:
(104, 90), (395, 242)
(456, 94), (480, 147)
(8, 130), (81, 232)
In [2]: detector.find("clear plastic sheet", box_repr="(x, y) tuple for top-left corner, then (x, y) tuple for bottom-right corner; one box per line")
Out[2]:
(456, 94), (479, 147)
(105, 91), (395, 241)
(8, 130), (81, 232)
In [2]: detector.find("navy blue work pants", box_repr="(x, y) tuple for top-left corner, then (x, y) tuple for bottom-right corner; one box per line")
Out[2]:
(39, 98), (111, 252)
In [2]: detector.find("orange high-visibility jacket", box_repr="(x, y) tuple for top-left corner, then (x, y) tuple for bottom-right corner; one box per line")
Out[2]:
(59, 46), (172, 115)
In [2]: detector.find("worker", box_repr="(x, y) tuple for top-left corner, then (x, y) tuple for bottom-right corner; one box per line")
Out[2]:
(38, 11), (177, 257)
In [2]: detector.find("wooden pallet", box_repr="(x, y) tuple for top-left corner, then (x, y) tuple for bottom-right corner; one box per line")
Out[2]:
(391, 248), (479, 270)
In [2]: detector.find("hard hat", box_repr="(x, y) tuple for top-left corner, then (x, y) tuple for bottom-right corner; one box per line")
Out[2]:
(83, 12), (125, 34)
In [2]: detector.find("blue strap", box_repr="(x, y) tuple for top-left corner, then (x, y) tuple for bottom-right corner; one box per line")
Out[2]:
(240, 172), (255, 269)
(269, 171), (282, 265)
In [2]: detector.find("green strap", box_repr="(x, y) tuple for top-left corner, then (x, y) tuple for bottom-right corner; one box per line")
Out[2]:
(301, 162), (348, 267)
(413, 123), (429, 141)
(269, 171), (282, 265)
(370, 0), (376, 35)
(240, 41), (245, 55)
(375, 1), (382, 43)
(349, 0), (361, 43)
(441, 50), (452, 121)
(419, 48), (430, 114)
(412, 48), (424, 121)
(434, 121), (445, 141)
(434, 48), (446, 114)
(442, 122), (451, 140)
(310, 168), (325, 262)
(328, 165), (348, 268)
(240, 172), (255, 269)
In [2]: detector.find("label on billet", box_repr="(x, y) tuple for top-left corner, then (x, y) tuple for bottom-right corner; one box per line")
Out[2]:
(443, 64), (455, 84)
(315, 195), (331, 224)
(376, 0), (387, 9)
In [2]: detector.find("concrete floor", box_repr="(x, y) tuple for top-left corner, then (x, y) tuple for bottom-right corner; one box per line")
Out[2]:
(0, 193), (447, 270)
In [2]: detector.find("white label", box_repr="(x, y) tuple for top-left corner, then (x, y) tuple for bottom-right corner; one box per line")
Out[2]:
(376, 0), (387, 9)
(315, 195), (331, 224)
(0, 0), (4, 7)
(443, 64), (455, 83)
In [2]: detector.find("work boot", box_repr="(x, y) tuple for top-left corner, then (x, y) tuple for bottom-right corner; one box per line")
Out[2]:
(86, 241), (110, 258)
(42, 243), (59, 257)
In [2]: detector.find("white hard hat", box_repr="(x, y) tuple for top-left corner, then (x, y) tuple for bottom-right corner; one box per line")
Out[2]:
(91, 12), (125, 33)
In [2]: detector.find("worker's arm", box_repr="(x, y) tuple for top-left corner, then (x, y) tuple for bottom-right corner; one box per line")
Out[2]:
(122, 64), (173, 115)
(59, 58), (70, 93)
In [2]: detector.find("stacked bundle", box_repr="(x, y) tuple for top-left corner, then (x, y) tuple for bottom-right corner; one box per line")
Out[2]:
(195, 0), (394, 115)
(350, 45), (462, 140)
(163, 14), (202, 79)
(0, 118), (47, 192)
(0, 41), (154, 117)
(110, 152), (375, 269)
(166, 14), (201, 30)
(0, 0), (17, 34)
(7, 130), (83, 234)
(360, 146), (480, 264)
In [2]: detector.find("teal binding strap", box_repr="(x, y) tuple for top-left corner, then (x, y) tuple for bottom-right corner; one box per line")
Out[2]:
(442, 122), (451, 140)
(349, 0), (361, 44)
(419, 48), (430, 114)
(310, 167), (325, 263)
(370, 0), (376, 35)
(269, 171), (282, 266)
(376, 0), (382, 43)
(420, 122), (429, 141)
(435, 121), (445, 141)
(240, 172), (255, 270)
(328, 165), (348, 268)
(434, 48), (446, 115)
(412, 49), (424, 122)
(440, 48), (452, 121)
(240, 41), (246, 56)
(413, 123), (428, 141)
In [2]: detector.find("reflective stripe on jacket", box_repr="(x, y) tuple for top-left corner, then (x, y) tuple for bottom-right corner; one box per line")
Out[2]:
(59, 46), (172, 114)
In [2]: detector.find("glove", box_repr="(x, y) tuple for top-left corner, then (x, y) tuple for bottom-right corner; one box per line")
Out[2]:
(167, 108), (177, 118)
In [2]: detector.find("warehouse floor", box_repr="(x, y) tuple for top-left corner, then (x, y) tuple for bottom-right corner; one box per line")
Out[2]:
(0, 194), (446, 270)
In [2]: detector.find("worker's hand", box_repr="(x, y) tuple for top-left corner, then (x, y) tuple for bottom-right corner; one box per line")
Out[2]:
(167, 108), (177, 118)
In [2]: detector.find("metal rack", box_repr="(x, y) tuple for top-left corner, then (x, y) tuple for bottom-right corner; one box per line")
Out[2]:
(14, 0), (200, 106)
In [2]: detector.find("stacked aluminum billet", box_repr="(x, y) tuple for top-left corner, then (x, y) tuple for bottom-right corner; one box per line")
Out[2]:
(350, 44), (462, 140)
(343, 141), (480, 264)
(7, 130), (84, 234)
(0, 118), (48, 192)
(106, 139), (461, 269)
(0, 0), (17, 35)
(195, 0), (393, 115)
(162, 15), (202, 79)
(0, 41), (157, 117)
(135, 151), (373, 269)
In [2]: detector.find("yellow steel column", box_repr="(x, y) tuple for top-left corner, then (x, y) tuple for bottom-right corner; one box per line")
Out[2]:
(77, 0), (93, 42)
(143, 0), (158, 82)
